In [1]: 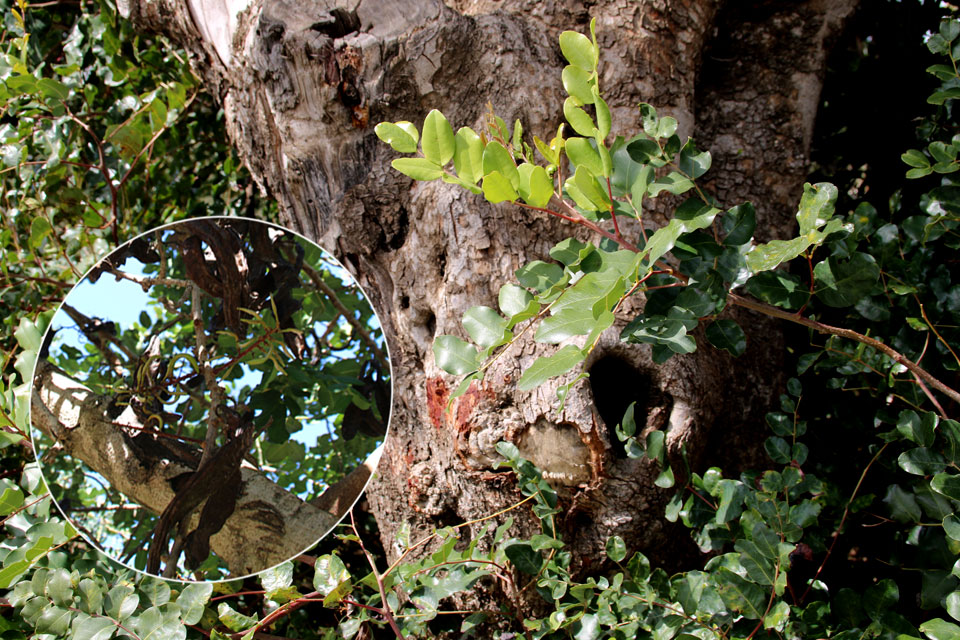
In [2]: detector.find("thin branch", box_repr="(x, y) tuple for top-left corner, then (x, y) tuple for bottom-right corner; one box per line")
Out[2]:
(300, 264), (390, 370)
(729, 293), (960, 410)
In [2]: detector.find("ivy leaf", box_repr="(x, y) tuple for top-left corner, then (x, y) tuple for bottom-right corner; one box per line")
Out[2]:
(813, 252), (880, 307)
(678, 139), (711, 179)
(433, 336), (479, 375)
(504, 542), (543, 574)
(884, 484), (922, 522)
(743, 271), (808, 310)
(705, 319), (746, 356)
(713, 568), (767, 619)
(421, 109), (455, 165)
(722, 203), (756, 246)
(899, 448), (948, 475)
(898, 410), (938, 447)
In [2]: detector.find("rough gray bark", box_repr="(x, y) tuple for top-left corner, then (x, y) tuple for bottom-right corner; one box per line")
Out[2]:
(31, 360), (338, 577)
(121, 0), (857, 608)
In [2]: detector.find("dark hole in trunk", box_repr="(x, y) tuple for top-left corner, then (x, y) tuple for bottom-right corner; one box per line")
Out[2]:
(588, 355), (653, 459)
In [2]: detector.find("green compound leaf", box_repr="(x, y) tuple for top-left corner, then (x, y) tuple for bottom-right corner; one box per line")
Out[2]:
(605, 535), (627, 562)
(482, 141), (519, 188)
(713, 568), (767, 619)
(504, 541), (544, 574)
(517, 163), (554, 208)
(743, 271), (808, 310)
(176, 582), (213, 626)
(558, 30), (597, 71)
(421, 109), (456, 165)
(562, 65), (594, 104)
(454, 126), (484, 184)
(797, 182), (838, 236)
(722, 202), (756, 246)
(813, 252), (880, 308)
(481, 170), (519, 204)
(374, 122), (417, 153)
(565, 138), (604, 176)
(678, 139), (711, 178)
(705, 319), (746, 357)
(391, 157), (443, 181)
(564, 97), (597, 137)
(462, 306), (509, 348)
(516, 261), (564, 292)
(517, 345), (586, 391)
(433, 335), (480, 375)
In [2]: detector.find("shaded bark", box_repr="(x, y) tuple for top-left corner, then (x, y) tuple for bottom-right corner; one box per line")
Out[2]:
(121, 0), (857, 609)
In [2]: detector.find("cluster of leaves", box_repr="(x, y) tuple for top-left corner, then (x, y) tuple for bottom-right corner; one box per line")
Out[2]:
(377, 20), (864, 406)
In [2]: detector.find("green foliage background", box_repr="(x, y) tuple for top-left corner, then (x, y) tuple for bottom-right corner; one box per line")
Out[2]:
(2, 1), (960, 639)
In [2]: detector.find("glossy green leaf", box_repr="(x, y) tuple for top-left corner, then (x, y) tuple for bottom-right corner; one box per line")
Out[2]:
(517, 345), (585, 391)
(565, 138), (603, 176)
(391, 157), (443, 181)
(648, 171), (694, 197)
(421, 109), (456, 165)
(562, 65), (594, 104)
(564, 97), (597, 137)
(72, 614), (116, 640)
(920, 618), (960, 640)
(898, 410), (938, 447)
(29, 216), (52, 249)
(313, 554), (351, 597)
(454, 127), (484, 184)
(678, 138), (711, 178)
(481, 170), (519, 204)
(482, 141), (519, 187)
(462, 306), (509, 347)
(595, 95), (612, 140)
(797, 182), (838, 235)
(499, 283), (537, 319)
(517, 163), (553, 208)
(899, 448), (947, 475)
(573, 165), (611, 210)
(605, 535), (627, 562)
(177, 582), (213, 626)
(705, 319), (746, 356)
(745, 217), (848, 274)
(885, 484), (922, 522)
(374, 122), (417, 153)
(814, 252), (880, 307)
(558, 30), (597, 71)
(433, 336), (479, 375)
(535, 307), (595, 344)
(722, 202), (756, 246)
(713, 568), (767, 619)
(743, 271), (808, 310)
(516, 261), (564, 292)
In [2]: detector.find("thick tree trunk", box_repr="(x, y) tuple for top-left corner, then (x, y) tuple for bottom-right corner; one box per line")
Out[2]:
(122, 0), (856, 607)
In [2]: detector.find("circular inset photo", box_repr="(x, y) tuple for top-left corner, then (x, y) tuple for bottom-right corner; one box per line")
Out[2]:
(30, 217), (390, 581)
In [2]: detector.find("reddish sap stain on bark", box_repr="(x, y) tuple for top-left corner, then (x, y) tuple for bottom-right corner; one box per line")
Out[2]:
(426, 377), (449, 430)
